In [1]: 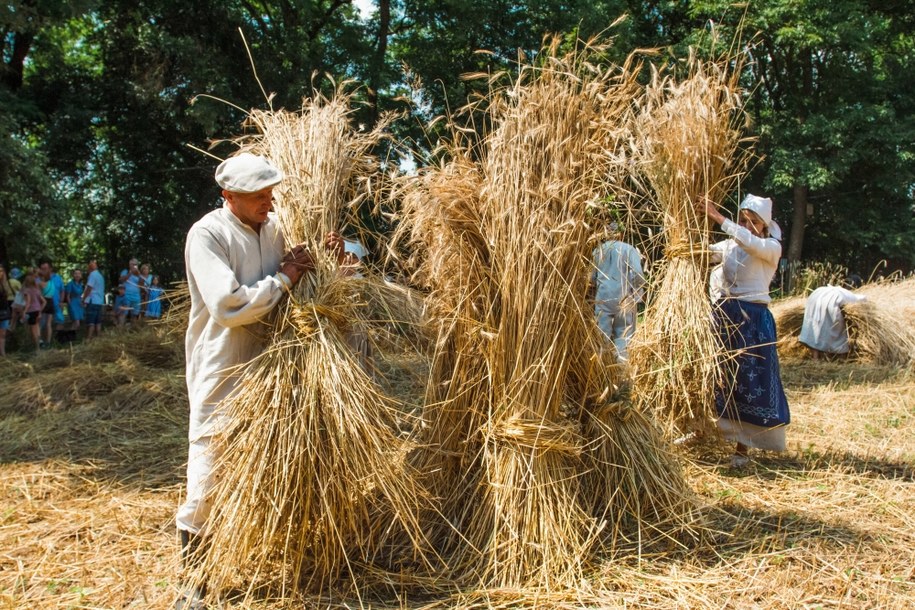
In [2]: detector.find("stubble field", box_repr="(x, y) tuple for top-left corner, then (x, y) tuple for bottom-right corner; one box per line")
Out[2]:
(1, 281), (912, 609)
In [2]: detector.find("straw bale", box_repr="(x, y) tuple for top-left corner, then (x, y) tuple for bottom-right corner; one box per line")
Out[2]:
(771, 296), (806, 338)
(858, 275), (915, 319)
(628, 52), (753, 438)
(844, 301), (915, 366)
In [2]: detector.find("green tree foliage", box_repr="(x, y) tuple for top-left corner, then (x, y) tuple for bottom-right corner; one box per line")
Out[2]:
(1, 1), (95, 267)
(1, 0), (912, 281)
(390, 0), (632, 148)
(687, 0), (915, 271)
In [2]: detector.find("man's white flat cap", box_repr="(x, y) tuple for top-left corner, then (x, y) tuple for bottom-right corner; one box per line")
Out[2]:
(215, 153), (284, 193)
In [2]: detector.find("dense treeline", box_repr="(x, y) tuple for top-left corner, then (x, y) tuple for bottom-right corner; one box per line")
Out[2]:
(2, 0), (913, 282)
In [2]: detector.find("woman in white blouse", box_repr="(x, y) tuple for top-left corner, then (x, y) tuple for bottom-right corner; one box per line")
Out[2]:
(700, 194), (791, 469)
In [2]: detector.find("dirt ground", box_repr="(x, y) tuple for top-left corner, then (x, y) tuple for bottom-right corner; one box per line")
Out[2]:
(1, 287), (912, 609)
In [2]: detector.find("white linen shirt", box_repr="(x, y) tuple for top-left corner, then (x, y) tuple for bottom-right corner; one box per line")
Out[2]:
(184, 203), (289, 441)
(592, 240), (646, 314)
(709, 219), (781, 304)
(798, 285), (867, 353)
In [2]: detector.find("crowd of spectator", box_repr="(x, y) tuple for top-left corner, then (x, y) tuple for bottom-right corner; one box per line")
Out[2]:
(0, 257), (166, 354)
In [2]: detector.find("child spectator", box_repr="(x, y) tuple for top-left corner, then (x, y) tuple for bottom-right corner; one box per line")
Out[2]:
(114, 284), (131, 328)
(144, 275), (164, 319)
(21, 271), (45, 350)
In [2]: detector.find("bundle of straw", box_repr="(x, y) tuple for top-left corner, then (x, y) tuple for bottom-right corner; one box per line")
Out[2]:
(842, 302), (915, 366)
(628, 53), (753, 438)
(190, 91), (428, 600)
(158, 280), (191, 342)
(770, 296), (808, 358)
(398, 38), (698, 591)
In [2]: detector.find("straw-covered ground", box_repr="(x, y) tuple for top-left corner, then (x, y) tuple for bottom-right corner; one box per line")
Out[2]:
(1, 280), (913, 609)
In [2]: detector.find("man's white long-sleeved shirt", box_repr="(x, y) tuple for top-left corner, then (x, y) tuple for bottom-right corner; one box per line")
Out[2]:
(184, 203), (289, 440)
(592, 240), (645, 314)
(709, 219), (781, 304)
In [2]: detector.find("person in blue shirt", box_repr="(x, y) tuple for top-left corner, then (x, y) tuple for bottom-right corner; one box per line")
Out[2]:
(145, 275), (164, 319)
(64, 268), (85, 335)
(113, 284), (131, 328)
(123, 261), (143, 321)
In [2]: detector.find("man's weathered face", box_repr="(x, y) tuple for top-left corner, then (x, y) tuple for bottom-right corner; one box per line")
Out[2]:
(224, 187), (275, 229)
(88, 260), (97, 272)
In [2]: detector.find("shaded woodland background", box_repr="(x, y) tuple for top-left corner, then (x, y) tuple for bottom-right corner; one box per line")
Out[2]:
(2, 0), (914, 284)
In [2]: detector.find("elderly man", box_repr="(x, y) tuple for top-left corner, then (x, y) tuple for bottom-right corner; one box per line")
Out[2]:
(175, 153), (314, 609)
(591, 223), (646, 362)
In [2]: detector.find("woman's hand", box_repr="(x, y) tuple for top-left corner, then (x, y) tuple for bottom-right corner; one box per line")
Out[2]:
(697, 196), (725, 226)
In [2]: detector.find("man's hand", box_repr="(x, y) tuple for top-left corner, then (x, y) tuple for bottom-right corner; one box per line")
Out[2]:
(280, 243), (315, 285)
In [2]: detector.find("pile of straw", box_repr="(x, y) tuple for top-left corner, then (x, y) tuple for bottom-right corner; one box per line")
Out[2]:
(770, 296), (807, 357)
(190, 91), (428, 601)
(844, 301), (915, 366)
(628, 53), (752, 438)
(397, 39), (698, 592)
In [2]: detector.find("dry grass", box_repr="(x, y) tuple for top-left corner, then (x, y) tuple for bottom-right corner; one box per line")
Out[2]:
(1, 317), (913, 608)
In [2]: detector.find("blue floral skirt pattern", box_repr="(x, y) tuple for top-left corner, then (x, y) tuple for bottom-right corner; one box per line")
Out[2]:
(714, 298), (790, 428)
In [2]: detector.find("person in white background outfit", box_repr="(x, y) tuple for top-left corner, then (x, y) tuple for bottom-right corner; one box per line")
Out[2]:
(799, 285), (867, 359)
(591, 222), (645, 362)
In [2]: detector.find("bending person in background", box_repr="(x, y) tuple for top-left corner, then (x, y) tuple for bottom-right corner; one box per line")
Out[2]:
(701, 194), (790, 469)
(591, 222), (645, 362)
(799, 284), (867, 360)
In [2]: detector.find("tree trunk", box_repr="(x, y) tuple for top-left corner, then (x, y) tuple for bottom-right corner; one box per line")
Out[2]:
(2, 31), (34, 90)
(787, 183), (807, 263)
(367, 0), (391, 126)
